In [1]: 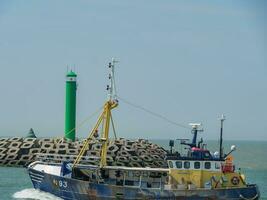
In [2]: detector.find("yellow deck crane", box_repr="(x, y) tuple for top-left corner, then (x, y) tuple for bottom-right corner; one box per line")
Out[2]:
(73, 58), (119, 168)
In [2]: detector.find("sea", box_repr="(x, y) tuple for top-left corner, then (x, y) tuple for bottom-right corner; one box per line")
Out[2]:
(0, 140), (266, 200)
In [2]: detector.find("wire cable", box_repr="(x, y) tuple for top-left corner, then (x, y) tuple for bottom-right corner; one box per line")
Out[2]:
(64, 105), (104, 138)
(117, 96), (190, 130)
(110, 113), (117, 139)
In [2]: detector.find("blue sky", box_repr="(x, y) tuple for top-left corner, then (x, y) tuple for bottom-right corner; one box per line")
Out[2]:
(0, 0), (266, 140)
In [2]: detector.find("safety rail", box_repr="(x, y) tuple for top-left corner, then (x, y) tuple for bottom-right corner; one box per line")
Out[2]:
(35, 153), (100, 164)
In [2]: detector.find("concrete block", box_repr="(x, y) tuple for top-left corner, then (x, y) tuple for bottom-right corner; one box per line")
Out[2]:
(20, 142), (34, 149)
(150, 143), (160, 149)
(148, 149), (158, 154)
(29, 148), (41, 155)
(91, 143), (101, 151)
(130, 156), (142, 163)
(132, 143), (145, 149)
(121, 145), (135, 153)
(106, 156), (114, 162)
(62, 155), (72, 161)
(0, 154), (6, 160)
(140, 155), (153, 162)
(116, 156), (129, 163)
(17, 160), (29, 166)
(58, 149), (67, 154)
(114, 139), (124, 146)
(118, 150), (130, 157)
(66, 149), (79, 155)
(35, 153), (45, 160)
(5, 154), (18, 160)
(0, 160), (6, 165)
(0, 142), (8, 148)
(87, 150), (100, 157)
(54, 155), (70, 162)
(44, 148), (58, 154)
(80, 160), (98, 165)
(56, 137), (66, 144)
(137, 149), (147, 156)
(113, 161), (125, 166)
(140, 139), (149, 144)
(23, 138), (36, 143)
(0, 148), (7, 154)
(41, 142), (54, 149)
(128, 162), (142, 167)
(38, 154), (57, 161)
(0, 138), (8, 142)
(20, 154), (33, 161)
(6, 160), (20, 166)
(71, 156), (77, 161)
(85, 156), (99, 162)
(153, 160), (166, 168)
(39, 138), (54, 144)
(151, 154), (161, 160)
(8, 137), (23, 142)
(156, 149), (166, 155)
(108, 144), (119, 152)
(81, 139), (87, 143)
(8, 141), (22, 148)
(107, 150), (115, 157)
(145, 162), (157, 168)
(7, 148), (20, 155)
(124, 140), (135, 146)
(74, 143), (88, 151)
(56, 143), (69, 149)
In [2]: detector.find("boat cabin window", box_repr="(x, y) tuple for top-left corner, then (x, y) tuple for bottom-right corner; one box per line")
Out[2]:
(168, 161), (173, 168)
(204, 162), (211, 169)
(194, 161), (200, 169)
(175, 161), (182, 169)
(215, 162), (221, 169)
(184, 161), (190, 169)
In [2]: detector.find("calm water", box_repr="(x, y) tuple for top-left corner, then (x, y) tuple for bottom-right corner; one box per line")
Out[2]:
(0, 140), (266, 200)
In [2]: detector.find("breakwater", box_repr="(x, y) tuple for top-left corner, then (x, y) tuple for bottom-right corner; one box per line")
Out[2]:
(0, 137), (167, 168)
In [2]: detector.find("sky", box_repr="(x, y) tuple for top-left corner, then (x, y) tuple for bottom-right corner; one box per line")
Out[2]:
(0, 0), (266, 141)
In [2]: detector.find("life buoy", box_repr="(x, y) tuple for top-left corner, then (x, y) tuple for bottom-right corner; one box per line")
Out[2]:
(231, 176), (240, 185)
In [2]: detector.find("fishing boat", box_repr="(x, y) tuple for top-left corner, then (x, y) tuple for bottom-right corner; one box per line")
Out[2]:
(27, 59), (260, 199)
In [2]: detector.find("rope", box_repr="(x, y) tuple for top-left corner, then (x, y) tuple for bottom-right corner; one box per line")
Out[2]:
(117, 96), (190, 130)
(73, 111), (105, 166)
(64, 106), (103, 138)
(110, 113), (117, 139)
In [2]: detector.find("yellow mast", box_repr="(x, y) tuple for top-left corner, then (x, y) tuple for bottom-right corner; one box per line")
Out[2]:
(99, 100), (118, 167)
(73, 59), (119, 168)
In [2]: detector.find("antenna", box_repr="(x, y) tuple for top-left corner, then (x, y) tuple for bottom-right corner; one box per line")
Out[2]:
(189, 123), (203, 130)
(219, 114), (226, 159)
(180, 123), (203, 148)
(107, 58), (119, 101)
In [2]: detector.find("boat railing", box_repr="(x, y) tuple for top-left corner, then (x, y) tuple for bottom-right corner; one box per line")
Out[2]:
(31, 156), (167, 189)
(35, 153), (100, 164)
(119, 173), (164, 189)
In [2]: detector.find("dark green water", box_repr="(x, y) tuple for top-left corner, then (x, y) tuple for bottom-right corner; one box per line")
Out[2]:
(0, 140), (266, 199)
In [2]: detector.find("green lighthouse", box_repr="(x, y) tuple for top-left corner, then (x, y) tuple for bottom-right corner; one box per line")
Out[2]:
(65, 70), (77, 141)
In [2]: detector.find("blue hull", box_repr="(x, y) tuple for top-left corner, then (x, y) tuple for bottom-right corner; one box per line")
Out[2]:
(28, 168), (260, 200)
